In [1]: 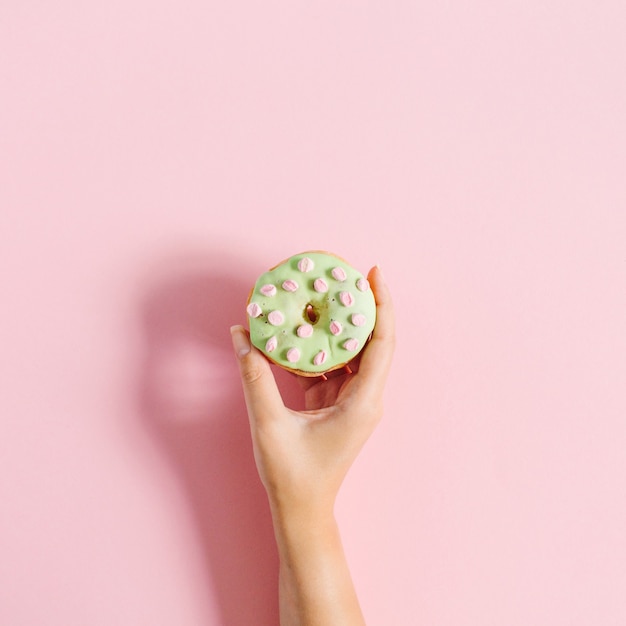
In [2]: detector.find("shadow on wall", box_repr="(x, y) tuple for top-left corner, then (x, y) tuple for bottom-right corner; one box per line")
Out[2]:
(135, 251), (302, 625)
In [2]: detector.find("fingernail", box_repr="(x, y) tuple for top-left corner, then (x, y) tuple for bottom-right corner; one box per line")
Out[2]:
(230, 325), (251, 358)
(375, 263), (385, 280)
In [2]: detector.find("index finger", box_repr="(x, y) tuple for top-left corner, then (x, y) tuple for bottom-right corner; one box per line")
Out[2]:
(350, 265), (395, 400)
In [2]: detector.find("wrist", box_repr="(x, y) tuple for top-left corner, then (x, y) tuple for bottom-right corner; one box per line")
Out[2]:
(268, 493), (335, 530)
(271, 503), (340, 572)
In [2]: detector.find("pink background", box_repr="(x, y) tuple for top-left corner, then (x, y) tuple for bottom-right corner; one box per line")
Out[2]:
(1, 2), (625, 624)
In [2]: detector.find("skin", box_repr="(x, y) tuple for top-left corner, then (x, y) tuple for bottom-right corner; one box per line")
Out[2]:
(230, 266), (395, 626)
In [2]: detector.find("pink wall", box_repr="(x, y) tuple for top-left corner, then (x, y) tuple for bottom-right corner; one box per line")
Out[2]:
(1, 2), (625, 624)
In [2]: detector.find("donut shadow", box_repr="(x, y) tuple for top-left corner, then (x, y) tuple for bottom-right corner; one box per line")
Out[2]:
(135, 252), (302, 625)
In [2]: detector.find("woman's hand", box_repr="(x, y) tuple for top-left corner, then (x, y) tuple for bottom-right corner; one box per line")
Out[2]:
(230, 265), (395, 518)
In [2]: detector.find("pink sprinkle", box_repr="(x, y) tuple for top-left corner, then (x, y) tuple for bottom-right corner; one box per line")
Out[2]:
(356, 278), (369, 292)
(265, 336), (278, 352)
(286, 347), (300, 363)
(282, 279), (299, 292)
(331, 267), (347, 281)
(313, 278), (328, 293)
(297, 323), (313, 338)
(339, 291), (355, 307)
(329, 320), (343, 335)
(297, 257), (314, 272)
(260, 284), (277, 297)
(351, 313), (366, 326)
(343, 338), (359, 352)
(313, 350), (327, 366)
(247, 302), (262, 318)
(268, 310), (284, 326)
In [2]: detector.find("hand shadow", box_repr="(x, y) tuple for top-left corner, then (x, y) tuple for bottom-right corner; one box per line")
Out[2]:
(136, 253), (302, 625)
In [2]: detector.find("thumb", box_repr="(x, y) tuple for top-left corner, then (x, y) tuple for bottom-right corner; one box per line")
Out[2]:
(230, 325), (284, 422)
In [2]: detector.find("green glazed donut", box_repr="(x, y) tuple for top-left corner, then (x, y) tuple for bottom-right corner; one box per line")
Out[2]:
(246, 251), (376, 376)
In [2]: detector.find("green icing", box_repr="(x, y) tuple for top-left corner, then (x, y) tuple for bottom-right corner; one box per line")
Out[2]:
(247, 252), (376, 374)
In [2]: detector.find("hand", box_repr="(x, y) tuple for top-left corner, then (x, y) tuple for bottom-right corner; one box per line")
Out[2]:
(230, 265), (395, 518)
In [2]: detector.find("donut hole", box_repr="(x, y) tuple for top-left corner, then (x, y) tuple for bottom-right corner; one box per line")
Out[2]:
(304, 303), (319, 324)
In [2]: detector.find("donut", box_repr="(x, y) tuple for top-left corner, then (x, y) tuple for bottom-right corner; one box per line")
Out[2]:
(246, 251), (376, 376)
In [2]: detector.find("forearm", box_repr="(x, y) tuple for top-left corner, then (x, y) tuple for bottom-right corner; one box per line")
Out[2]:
(270, 502), (366, 626)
